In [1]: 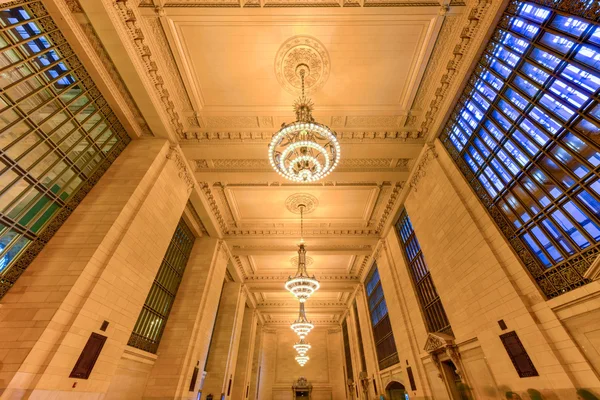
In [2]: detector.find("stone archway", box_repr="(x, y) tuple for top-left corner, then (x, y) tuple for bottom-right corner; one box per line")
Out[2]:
(386, 381), (406, 400)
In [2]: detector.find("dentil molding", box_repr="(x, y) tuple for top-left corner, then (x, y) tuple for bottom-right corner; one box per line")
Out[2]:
(166, 145), (194, 190)
(409, 144), (438, 192)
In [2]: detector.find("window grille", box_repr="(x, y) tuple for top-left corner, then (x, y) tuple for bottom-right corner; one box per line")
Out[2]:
(342, 318), (354, 380)
(365, 264), (399, 370)
(396, 210), (453, 336)
(128, 219), (195, 353)
(0, 1), (130, 298)
(439, 0), (600, 298)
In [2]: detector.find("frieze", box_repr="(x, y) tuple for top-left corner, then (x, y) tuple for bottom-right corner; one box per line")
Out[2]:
(141, 0), (466, 6)
(194, 158), (410, 171)
(182, 130), (423, 142)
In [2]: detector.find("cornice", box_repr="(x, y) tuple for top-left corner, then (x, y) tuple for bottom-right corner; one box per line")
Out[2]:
(409, 144), (438, 192)
(257, 301), (349, 307)
(195, 158), (410, 172)
(139, 0), (465, 7)
(421, 0), (497, 139)
(112, 0), (185, 138)
(182, 131), (424, 143)
(246, 275), (359, 281)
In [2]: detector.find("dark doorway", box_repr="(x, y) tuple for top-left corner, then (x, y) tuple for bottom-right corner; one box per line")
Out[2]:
(386, 381), (406, 400)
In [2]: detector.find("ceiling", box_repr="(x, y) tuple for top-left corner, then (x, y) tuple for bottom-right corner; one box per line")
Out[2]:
(74, 0), (470, 326)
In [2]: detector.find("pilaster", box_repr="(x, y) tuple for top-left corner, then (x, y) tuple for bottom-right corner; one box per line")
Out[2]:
(201, 282), (247, 398)
(231, 308), (258, 399)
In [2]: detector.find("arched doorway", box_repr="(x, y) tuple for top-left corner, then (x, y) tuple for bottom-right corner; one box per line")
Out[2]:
(386, 381), (406, 400)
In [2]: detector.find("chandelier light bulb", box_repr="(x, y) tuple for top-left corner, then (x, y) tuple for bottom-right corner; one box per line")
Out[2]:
(285, 204), (319, 302)
(268, 67), (340, 183)
(296, 355), (309, 366)
(291, 302), (314, 339)
(293, 338), (312, 356)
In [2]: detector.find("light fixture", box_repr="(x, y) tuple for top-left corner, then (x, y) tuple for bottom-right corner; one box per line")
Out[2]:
(291, 302), (314, 339)
(268, 64), (340, 182)
(293, 338), (311, 356)
(296, 355), (309, 366)
(285, 204), (319, 302)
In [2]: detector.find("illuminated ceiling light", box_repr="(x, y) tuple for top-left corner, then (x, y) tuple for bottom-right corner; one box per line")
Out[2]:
(291, 302), (314, 339)
(285, 204), (319, 302)
(293, 338), (312, 356)
(296, 355), (309, 366)
(268, 64), (340, 183)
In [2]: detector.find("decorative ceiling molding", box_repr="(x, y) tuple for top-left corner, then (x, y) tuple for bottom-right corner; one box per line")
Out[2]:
(194, 158), (411, 172)
(182, 130), (424, 143)
(246, 275), (359, 281)
(285, 193), (319, 214)
(258, 301), (348, 307)
(138, 0), (465, 7)
(409, 144), (438, 192)
(198, 182), (229, 234)
(375, 182), (404, 232)
(141, 16), (194, 113)
(112, 0), (186, 138)
(420, 0), (497, 139)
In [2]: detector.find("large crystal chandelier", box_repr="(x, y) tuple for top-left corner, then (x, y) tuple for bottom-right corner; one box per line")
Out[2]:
(285, 204), (319, 302)
(268, 64), (340, 182)
(296, 355), (309, 367)
(293, 338), (311, 356)
(291, 303), (314, 339)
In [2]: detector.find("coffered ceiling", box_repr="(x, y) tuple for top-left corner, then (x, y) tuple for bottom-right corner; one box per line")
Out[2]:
(71, 0), (478, 326)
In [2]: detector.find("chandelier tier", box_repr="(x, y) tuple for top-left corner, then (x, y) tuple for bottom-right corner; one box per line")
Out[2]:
(268, 65), (340, 183)
(293, 338), (311, 356)
(291, 302), (314, 339)
(285, 204), (320, 302)
(296, 355), (309, 367)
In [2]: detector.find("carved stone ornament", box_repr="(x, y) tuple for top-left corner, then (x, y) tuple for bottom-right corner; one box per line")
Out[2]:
(166, 146), (195, 190)
(275, 36), (330, 95)
(285, 193), (319, 214)
(409, 144), (438, 192)
(424, 332), (452, 353)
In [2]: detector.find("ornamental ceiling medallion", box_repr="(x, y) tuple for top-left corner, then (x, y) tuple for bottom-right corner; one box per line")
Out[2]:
(275, 35), (330, 96)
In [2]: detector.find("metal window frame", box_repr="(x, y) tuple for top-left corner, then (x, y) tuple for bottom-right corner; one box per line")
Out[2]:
(365, 263), (399, 370)
(396, 209), (453, 336)
(128, 219), (195, 354)
(0, 1), (130, 299)
(440, 0), (600, 298)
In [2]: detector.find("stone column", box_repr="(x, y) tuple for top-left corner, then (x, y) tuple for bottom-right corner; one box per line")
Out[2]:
(140, 237), (228, 399)
(327, 328), (347, 400)
(247, 327), (264, 400)
(201, 282), (247, 399)
(354, 286), (380, 400)
(257, 328), (276, 400)
(231, 308), (258, 399)
(0, 140), (193, 399)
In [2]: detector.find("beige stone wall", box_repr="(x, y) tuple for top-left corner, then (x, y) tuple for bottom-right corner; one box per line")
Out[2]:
(257, 327), (346, 400)
(0, 139), (192, 399)
(378, 139), (600, 399)
(105, 347), (157, 400)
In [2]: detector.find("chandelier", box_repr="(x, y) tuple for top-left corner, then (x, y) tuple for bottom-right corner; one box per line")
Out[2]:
(285, 204), (319, 302)
(291, 302), (314, 339)
(293, 338), (311, 356)
(296, 355), (309, 367)
(268, 64), (340, 182)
